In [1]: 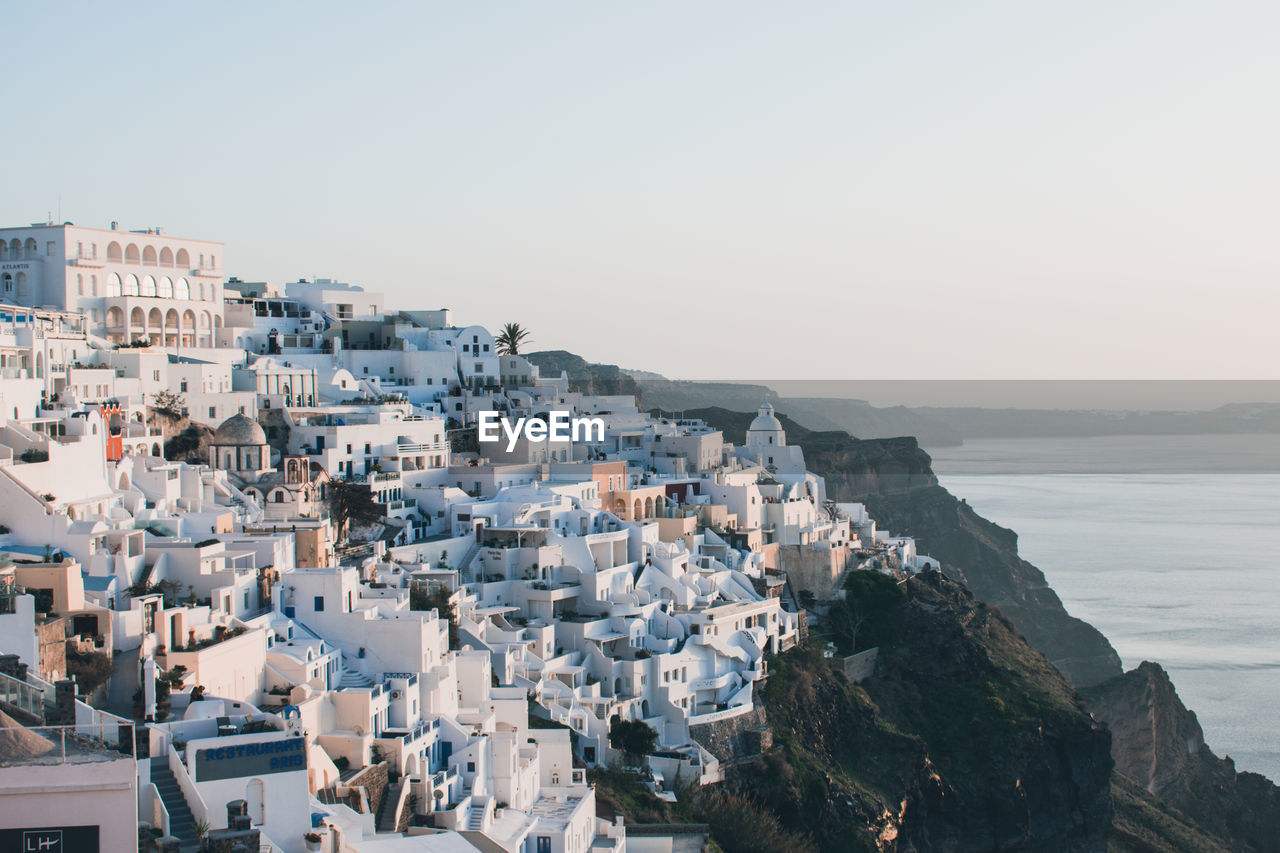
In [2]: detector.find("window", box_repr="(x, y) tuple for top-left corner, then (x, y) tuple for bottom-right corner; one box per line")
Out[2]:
(153, 370), (161, 381)
(314, 596), (325, 612)
(209, 407), (217, 419)
(179, 380), (188, 392)
(467, 761), (476, 772)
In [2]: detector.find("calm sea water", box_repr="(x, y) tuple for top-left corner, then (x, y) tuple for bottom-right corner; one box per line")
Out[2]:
(928, 435), (1280, 781)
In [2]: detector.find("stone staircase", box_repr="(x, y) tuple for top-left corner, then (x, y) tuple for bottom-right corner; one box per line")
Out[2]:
(150, 756), (200, 851)
(376, 777), (406, 833)
(339, 663), (375, 688)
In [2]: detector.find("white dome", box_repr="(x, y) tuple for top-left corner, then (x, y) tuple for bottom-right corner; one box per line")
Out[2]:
(747, 402), (783, 433)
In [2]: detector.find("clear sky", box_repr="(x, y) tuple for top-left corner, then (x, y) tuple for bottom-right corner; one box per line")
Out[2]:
(7, 2), (1277, 380)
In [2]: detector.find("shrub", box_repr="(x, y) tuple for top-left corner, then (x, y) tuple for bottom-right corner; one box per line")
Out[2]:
(66, 648), (112, 695)
(19, 448), (48, 463)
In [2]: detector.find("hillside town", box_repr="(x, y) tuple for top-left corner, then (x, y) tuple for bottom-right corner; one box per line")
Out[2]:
(0, 221), (935, 853)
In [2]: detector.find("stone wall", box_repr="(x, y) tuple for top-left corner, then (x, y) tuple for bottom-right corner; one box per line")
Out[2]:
(689, 706), (769, 764)
(841, 647), (879, 684)
(346, 761), (389, 816)
(776, 543), (853, 599)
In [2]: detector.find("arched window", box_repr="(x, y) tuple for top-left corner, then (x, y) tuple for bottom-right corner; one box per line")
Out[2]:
(159, 247), (173, 267)
(107, 242), (122, 262)
(182, 310), (196, 330)
(158, 277), (173, 298)
(24, 238), (38, 258)
(1, 273), (11, 293)
(91, 275), (98, 296)
(165, 308), (179, 329)
(130, 307), (145, 328)
(77, 275), (84, 296)
(9, 239), (21, 258)
(175, 248), (190, 267)
(148, 307), (162, 328)
(141, 275), (156, 297)
(174, 278), (190, 300)
(125, 244), (140, 264)
(107, 273), (122, 297)
(123, 274), (139, 296)
(0, 241), (6, 259)
(142, 246), (157, 266)
(107, 307), (124, 329)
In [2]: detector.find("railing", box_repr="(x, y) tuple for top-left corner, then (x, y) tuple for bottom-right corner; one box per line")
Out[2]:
(0, 721), (135, 766)
(0, 670), (44, 717)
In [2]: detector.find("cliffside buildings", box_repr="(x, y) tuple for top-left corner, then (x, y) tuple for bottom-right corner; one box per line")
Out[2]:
(0, 218), (933, 853)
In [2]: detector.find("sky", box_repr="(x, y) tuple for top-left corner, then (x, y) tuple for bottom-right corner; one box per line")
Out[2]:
(6, 2), (1278, 380)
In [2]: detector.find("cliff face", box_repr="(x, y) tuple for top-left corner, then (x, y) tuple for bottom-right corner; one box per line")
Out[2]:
(739, 571), (1114, 853)
(1084, 662), (1280, 852)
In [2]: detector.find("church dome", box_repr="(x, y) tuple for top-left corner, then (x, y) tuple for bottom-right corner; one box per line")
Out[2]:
(748, 402), (783, 433)
(212, 413), (266, 446)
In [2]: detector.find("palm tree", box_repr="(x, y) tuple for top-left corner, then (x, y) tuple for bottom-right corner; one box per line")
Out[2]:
(495, 323), (531, 356)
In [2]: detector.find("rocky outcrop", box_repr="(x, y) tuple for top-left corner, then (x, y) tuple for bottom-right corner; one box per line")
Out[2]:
(1084, 662), (1280, 852)
(739, 571), (1114, 853)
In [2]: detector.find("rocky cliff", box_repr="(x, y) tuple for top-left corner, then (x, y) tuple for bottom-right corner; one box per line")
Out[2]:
(1084, 662), (1280, 852)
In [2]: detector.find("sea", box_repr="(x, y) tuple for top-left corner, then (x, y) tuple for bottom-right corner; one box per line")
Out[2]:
(927, 434), (1280, 782)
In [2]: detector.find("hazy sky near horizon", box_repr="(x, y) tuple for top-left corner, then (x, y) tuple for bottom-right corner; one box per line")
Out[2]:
(7, 2), (1278, 380)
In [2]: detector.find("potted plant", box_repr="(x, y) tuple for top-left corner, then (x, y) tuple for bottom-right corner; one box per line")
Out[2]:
(304, 830), (323, 850)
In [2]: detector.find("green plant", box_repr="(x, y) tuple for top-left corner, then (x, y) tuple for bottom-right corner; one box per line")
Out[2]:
(66, 648), (112, 695)
(495, 322), (532, 356)
(192, 817), (210, 841)
(19, 448), (49, 463)
(608, 718), (658, 762)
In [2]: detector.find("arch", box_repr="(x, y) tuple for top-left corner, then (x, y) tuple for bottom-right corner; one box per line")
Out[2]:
(174, 277), (190, 299)
(7, 239), (19, 258)
(633, 499), (642, 520)
(107, 273), (122, 297)
(123, 274), (139, 296)
(158, 277), (173, 298)
(148, 307), (163, 328)
(175, 248), (190, 267)
(200, 311), (211, 328)
(182, 309), (196, 329)
(125, 243), (140, 264)
(15, 272), (28, 303)
(142, 246), (157, 266)
(106, 307), (125, 329)
(130, 307), (145, 328)
(151, 443), (161, 456)
(213, 315), (222, 328)
(1, 273), (10, 294)
(77, 274), (84, 296)
(117, 471), (131, 491)
(141, 275), (157, 297)
(34, 353), (42, 378)
(159, 247), (174, 267)
(24, 238), (38, 258)
(644, 497), (654, 518)
(0, 241), (6, 259)
(272, 490), (286, 503)
(90, 274), (98, 296)
(107, 241), (122, 262)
